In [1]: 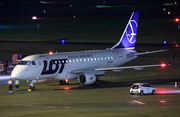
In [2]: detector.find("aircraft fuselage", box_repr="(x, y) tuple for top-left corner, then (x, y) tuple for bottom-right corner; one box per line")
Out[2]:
(11, 49), (137, 80)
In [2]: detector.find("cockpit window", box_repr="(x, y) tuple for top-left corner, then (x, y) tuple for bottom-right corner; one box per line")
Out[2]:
(18, 61), (36, 65)
(31, 61), (36, 65)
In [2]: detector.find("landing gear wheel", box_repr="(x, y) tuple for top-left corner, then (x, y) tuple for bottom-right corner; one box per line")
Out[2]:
(29, 86), (36, 91)
(94, 80), (100, 86)
(32, 86), (35, 90)
(59, 80), (63, 85)
(29, 82), (35, 91)
(59, 80), (69, 85)
(64, 79), (69, 85)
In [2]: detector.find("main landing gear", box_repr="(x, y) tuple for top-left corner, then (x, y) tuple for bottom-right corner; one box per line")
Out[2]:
(59, 78), (100, 86)
(59, 79), (69, 85)
(94, 79), (100, 86)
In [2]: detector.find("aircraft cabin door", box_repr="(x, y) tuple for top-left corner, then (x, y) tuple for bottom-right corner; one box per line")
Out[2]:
(112, 51), (119, 67)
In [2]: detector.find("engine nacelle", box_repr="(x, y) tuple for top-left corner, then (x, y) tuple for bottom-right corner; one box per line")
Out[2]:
(78, 73), (96, 85)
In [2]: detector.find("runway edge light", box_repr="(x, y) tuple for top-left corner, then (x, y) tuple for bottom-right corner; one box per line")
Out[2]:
(164, 40), (167, 46)
(32, 16), (37, 20)
(175, 18), (179, 22)
(175, 81), (177, 88)
(61, 39), (65, 44)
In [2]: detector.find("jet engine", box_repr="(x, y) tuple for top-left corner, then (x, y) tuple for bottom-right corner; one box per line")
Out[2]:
(78, 73), (96, 85)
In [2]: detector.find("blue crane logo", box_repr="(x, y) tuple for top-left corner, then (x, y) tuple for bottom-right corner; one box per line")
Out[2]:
(126, 20), (138, 44)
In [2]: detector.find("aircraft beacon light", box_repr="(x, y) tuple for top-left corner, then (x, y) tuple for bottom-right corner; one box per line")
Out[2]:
(49, 51), (53, 55)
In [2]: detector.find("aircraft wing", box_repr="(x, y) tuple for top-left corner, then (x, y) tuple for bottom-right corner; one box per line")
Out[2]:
(95, 64), (166, 71)
(70, 64), (166, 75)
(96, 53), (176, 71)
(70, 53), (176, 74)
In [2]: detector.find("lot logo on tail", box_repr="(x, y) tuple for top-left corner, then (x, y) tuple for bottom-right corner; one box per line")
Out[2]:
(126, 20), (138, 44)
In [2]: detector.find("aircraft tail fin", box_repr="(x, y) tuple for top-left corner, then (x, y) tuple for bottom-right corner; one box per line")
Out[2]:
(110, 11), (139, 50)
(18, 49), (22, 59)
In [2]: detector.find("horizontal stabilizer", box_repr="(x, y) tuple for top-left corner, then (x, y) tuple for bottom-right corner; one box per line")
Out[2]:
(133, 49), (168, 56)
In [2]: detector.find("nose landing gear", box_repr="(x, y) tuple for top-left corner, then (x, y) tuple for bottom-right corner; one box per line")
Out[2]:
(27, 80), (36, 91)
(29, 82), (36, 91)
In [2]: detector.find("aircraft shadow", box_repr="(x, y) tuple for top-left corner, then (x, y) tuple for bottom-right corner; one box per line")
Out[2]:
(52, 77), (180, 90)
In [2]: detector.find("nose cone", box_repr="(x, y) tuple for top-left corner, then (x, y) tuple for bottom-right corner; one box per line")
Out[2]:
(11, 67), (20, 79)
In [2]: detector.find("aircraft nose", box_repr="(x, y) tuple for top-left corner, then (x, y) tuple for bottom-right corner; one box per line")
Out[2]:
(11, 66), (24, 79)
(11, 69), (20, 79)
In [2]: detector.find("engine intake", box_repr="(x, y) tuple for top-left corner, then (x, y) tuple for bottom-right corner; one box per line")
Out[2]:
(78, 73), (96, 85)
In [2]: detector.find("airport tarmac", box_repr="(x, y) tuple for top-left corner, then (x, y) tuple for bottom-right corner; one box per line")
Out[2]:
(0, 41), (180, 117)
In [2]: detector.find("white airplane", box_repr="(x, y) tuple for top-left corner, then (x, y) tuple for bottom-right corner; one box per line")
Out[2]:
(11, 11), (169, 89)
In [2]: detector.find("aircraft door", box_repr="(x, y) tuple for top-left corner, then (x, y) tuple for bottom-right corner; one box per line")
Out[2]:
(112, 51), (119, 67)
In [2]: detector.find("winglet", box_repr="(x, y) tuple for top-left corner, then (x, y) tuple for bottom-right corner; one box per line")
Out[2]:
(111, 11), (139, 50)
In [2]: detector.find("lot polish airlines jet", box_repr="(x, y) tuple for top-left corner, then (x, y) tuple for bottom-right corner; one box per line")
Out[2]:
(11, 11), (168, 88)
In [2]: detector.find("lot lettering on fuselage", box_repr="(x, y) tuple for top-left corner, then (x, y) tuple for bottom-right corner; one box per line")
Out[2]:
(41, 59), (67, 75)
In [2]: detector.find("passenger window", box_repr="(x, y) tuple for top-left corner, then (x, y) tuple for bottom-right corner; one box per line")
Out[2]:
(62, 60), (64, 63)
(84, 58), (86, 62)
(94, 58), (96, 61)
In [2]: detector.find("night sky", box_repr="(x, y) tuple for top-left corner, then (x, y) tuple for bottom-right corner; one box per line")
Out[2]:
(0, 0), (179, 43)
(1, 0), (178, 18)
